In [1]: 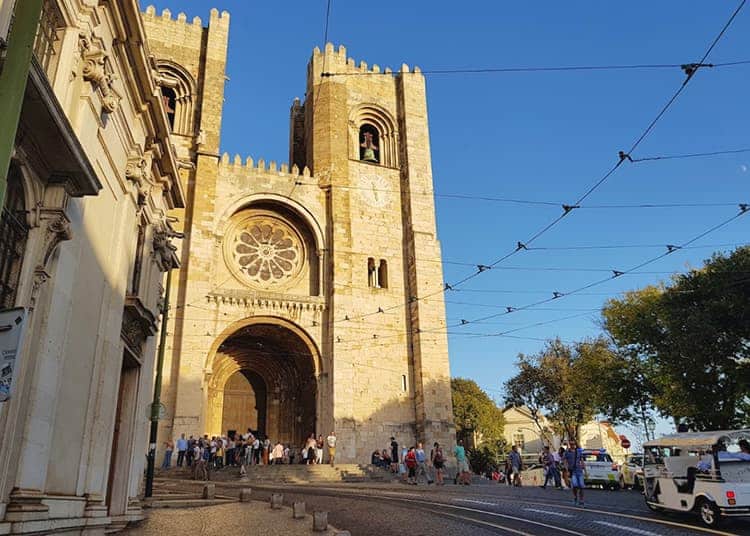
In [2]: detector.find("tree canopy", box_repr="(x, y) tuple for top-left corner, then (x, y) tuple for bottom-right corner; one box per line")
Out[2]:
(602, 247), (750, 430)
(451, 377), (505, 447)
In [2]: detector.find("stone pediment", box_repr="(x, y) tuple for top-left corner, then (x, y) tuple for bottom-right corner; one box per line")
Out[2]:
(207, 289), (325, 312)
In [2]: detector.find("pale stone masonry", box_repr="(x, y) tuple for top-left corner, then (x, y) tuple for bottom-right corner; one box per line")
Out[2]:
(0, 0), (183, 534)
(143, 7), (456, 463)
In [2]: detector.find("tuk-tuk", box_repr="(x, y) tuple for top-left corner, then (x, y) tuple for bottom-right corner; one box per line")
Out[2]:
(643, 429), (750, 527)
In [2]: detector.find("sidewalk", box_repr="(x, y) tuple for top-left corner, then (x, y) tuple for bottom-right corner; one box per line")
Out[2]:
(123, 501), (341, 535)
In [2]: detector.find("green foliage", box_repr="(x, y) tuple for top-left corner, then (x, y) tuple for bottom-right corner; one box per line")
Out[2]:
(602, 247), (750, 430)
(451, 378), (506, 449)
(467, 445), (505, 475)
(504, 339), (606, 442)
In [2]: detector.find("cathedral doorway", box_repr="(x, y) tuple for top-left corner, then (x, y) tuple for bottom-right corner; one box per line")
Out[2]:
(206, 318), (319, 446)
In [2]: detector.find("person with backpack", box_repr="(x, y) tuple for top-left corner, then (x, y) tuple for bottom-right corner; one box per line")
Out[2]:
(404, 446), (418, 485)
(430, 442), (445, 485)
(564, 440), (586, 507)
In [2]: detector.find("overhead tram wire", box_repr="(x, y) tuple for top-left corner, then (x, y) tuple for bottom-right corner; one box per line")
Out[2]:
(333, 205), (749, 348)
(443, 0), (748, 290)
(322, 59), (750, 77)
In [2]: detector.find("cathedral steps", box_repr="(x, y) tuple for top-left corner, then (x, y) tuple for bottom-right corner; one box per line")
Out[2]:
(155, 464), (393, 484)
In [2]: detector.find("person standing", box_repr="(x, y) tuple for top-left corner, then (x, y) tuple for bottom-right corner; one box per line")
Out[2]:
(252, 436), (261, 465)
(316, 435), (324, 464)
(175, 434), (187, 467)
(564, 440), (586, 507)
(541, 445), (560, 489)
(390, 437), (399, 473)
(326, 432), (337, 466)
(161, 439), (174, 469)
(262, 437), (271, 465)
(405, 447), (418, 485)
(509, 445), (523, 487)
(431, 442), (446, 485)
(415, 442), (431, 484)
(454, 439), (471, 485)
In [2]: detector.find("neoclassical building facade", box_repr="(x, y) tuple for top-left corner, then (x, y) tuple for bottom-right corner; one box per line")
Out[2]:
(0, 0), (182, 533)
(143, 6), (456, 462)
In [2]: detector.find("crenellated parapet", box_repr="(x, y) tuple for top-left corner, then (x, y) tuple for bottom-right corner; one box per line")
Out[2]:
(142, 5), (230, 30)
(218, 153), (317, 185)
(309, 42), (423, 80)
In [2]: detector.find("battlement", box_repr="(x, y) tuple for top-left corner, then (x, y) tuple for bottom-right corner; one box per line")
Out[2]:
(142, 5), (229, 29)
(311, 42), (422, 79)
(218, 153), (316, 183)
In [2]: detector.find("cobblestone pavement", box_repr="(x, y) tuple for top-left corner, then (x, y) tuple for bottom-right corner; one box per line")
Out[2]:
(153, 477), (750, 535)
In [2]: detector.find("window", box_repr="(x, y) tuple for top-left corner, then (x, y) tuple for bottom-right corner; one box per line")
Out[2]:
(367, 257), (377, 287)
(367, 258), (388, 289)
(0, 164), (29, 309)
(156, 61), (196, 136)
(401, 374), (407, 392)
(359, 124), (380, 164)
(33, 0), (65, 78)
(161, 86), (177, 131)
(377, 259), (388, 289)
(513, 433), (525, 450)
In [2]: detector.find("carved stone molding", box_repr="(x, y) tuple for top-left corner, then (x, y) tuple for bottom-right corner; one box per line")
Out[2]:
(79, 32), (120, 114)
(39, 211), (72, 267)
(152, 224), (180, 272)
(121, 295), (157, 359)
(125, 153), (153, 205)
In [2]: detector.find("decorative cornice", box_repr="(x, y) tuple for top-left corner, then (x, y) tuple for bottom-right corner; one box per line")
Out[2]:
(79, 32), (120, 114)
(206, 289), (326, 312)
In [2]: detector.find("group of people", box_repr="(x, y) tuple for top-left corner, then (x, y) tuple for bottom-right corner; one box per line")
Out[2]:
(498, 442), (587, 506)
(369, 437), (469, 486)
(160, 430), (338, 480)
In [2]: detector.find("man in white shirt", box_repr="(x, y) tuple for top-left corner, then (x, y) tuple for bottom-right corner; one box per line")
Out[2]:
(326, 432), (337, 466)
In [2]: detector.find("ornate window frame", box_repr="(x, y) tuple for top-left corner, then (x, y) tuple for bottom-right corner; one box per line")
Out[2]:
(156, 60), (197, 136)
(348, 103), (400, 168)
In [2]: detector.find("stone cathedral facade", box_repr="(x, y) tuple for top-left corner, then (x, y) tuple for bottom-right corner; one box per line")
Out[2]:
(143, 6), (456, 462)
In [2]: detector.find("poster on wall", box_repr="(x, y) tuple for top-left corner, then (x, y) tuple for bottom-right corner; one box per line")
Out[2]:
(0, 308), (28, 402)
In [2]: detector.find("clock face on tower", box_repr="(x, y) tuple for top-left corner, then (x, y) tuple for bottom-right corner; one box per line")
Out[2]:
(358, 173), (390, 208)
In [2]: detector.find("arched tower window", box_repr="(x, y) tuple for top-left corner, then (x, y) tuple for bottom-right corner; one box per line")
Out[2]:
(359, 124), (380, 163)
(161, 86), (177, 131)
(378, 259), (388, 289)
(156, 61), (197, 136)
(349, 104), (399, 168)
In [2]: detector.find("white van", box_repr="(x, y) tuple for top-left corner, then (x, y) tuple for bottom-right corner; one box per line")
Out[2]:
(643, 429), (750, 527)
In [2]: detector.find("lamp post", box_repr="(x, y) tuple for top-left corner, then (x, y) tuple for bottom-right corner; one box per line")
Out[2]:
(144, 267), (173, 498)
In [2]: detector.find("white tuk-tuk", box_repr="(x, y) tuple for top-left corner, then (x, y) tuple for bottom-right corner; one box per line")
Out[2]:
(643, 429), (750, 527)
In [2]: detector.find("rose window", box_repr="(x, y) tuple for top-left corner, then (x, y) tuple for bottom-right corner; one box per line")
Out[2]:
(226, 214), (304, 288)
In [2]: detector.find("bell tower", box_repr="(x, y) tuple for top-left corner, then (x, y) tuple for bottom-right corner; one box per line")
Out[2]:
(292, 44), (456, 459)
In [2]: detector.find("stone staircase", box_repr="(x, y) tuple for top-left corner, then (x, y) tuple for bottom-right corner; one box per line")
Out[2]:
(156, 463), (393, 484)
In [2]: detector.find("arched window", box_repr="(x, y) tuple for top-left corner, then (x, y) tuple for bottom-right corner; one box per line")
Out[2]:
(367, 257), (377, 287)
(161, 86), (177, 131)
(359, 124), (380, 164)
(156, 61), (197, 136)
(0, 164), (29, 308)
(378, 259), (388, 289)
(349, 104), (399, 168)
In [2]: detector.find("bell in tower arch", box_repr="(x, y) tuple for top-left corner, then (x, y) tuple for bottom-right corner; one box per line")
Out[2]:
(359, 125), (380, 163)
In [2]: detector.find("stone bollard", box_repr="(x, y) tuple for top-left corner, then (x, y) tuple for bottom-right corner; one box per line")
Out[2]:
(270, 493), (283, 509)
(292, 502), (306, 519)
(202, 483), (215, 500)
(239, 488), (252, 502)
(313, 511), (328, 532)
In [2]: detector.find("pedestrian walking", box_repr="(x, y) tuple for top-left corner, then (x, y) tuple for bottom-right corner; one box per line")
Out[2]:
(541, 445), (561, 488)
(509, 444), (523, 486)
(430, 442), (446, 485)
(316, 434), (324, 464)
(415, 442), (432, 484)
(390, 437), (399, 473)
(454, 439), (471, 485)
(405, 447), (418, 485)
(564, 440), (586, 507)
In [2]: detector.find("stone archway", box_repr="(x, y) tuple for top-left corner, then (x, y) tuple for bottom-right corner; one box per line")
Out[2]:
(206, 318), (320, 445)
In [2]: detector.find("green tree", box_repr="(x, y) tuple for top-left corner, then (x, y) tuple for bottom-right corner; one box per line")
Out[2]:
(504, 338), (604, 442)
(602, 247), (750, 430)
(451, 378), (505, 447)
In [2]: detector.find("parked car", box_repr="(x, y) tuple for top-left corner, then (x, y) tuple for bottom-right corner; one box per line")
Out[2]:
(579, 449), (622, 490)
(622, 454), (644, 490)
(643, 429), (750, 528)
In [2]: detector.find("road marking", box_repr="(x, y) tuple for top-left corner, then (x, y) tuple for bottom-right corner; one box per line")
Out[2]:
(398, 498), (589, 535)
(524, 508), (573, 518)
(455, 498), (496, 506)
(425, 508), (536, 536)
(594, 521), (662, 536)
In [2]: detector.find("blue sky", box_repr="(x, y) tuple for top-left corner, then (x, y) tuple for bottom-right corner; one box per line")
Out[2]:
(148, 1), (749, 432)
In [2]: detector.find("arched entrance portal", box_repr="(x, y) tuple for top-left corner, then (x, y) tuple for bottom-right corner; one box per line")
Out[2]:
(206, 319), (319, 446)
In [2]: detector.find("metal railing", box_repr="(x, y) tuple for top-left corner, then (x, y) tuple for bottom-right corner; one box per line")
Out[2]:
(32, 0), (63, 75)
